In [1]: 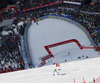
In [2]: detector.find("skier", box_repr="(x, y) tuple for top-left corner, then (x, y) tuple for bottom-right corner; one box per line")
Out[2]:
(53, 69), (59, 76)
(33, 17), (38, 25)
(36, 21), (38, 25)
(31, 17), (38, 25)
(68, 52), (72, 59)
(56, 63), (61, 70)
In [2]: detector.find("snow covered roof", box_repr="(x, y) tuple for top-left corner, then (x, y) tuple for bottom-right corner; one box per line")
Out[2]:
(63, 1), (81, 5)
(17, 21), (24, 26)
(0, 18), (14, 28)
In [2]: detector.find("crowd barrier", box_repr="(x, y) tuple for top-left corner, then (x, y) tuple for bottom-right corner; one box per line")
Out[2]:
(24, 23), (34, 68)
(20, 36), (29, 68)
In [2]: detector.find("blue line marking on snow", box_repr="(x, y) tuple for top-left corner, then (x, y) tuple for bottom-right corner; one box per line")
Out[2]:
(68, 54), (72, 59)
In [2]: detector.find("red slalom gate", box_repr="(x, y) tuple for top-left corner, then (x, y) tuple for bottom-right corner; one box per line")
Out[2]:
(74, 79), (75, 83)
(83, 77), (86, 83)
(30, 18), (36, 23)
(97, 47), (100, 51)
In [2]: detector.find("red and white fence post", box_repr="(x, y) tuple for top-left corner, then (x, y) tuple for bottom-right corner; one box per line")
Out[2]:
(74, 78), (75, 83)
(93, 78), (95, 83)
(83, 77), (85, 83)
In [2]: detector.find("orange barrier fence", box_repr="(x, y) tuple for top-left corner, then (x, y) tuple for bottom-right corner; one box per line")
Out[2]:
(83, 46), (94, 49)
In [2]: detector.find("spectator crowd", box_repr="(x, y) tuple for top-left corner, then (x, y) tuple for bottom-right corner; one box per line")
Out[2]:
(0, 27), (25, 73)
(15, 0), (61, 10)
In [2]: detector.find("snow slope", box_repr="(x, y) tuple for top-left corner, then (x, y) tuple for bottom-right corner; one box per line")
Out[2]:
(0, 57), (100, 83)
(28, 19), (99, 67)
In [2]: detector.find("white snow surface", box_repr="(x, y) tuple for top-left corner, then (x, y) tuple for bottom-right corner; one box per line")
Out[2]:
(28, 19), (99, 67)
(0, 57), (100, 83)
